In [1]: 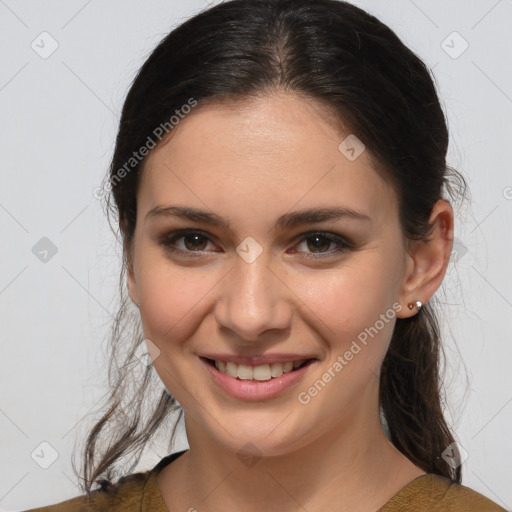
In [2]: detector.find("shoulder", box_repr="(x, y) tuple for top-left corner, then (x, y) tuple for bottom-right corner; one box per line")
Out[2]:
(381, 473), (508, 511)
(21, 471), (151, 512)
(436, 476), (508, 511)
(21, 450), (186, 512)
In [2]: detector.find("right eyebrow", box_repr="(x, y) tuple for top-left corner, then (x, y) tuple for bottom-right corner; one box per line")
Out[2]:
(145, 205), (230, 228)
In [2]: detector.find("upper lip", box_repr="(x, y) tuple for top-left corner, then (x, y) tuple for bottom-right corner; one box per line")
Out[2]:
(200, 353), (317, 366)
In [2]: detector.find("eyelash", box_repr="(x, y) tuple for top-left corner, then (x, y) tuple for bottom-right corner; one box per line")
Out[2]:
(159, 229), (352, 259)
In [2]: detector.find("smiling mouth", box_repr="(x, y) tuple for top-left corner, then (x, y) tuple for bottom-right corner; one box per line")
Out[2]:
(202, 357), (315, 381)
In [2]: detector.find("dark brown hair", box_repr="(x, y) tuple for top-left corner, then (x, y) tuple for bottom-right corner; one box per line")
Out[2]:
(79, 0), (468, 493)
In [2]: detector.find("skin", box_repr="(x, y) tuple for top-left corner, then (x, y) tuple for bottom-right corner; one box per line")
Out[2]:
(127, 91), (454, 512)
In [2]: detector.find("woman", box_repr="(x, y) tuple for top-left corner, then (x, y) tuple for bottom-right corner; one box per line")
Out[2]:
(26, 0), (507, 510)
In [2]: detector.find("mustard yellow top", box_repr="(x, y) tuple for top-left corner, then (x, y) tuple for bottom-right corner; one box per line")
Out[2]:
(24, 450), (507, 512)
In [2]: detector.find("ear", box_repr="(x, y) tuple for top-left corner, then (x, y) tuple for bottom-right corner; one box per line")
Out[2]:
(395, 199), (454, 318)
(127, 257), (139, 306)
(124, 234), (139, 307)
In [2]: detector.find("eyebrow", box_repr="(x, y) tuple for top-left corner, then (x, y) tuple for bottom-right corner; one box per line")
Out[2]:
(145, 205), (371, 230)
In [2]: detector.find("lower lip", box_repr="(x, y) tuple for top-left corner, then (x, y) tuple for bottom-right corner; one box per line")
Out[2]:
(200, 357), (316, 401)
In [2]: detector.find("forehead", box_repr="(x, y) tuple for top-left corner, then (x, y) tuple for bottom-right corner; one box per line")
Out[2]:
(139, 92), (398, 225)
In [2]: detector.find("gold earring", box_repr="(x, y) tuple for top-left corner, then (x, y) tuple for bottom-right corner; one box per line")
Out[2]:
(407, 300), (422, 312)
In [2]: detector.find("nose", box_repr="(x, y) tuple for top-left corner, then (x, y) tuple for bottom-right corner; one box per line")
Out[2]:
(214, 254), (293, 342)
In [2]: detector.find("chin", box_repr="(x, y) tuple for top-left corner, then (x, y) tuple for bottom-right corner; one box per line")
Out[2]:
(205, 416), (315, 460)
(221, 436), (299, 460)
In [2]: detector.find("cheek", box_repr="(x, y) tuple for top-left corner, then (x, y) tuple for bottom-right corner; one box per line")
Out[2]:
(290, 262), (398, 361)
(136, 259), (217, 347)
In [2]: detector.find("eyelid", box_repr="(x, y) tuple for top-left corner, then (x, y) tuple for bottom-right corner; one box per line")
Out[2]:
(159, 228), (353, 259)
(159, 229), (220, 255)
(289, 230), (352, 256)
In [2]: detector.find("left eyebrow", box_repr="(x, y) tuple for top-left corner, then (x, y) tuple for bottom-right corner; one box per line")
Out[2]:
(144, 205), (371, 229)
(273, 206), (371, 230)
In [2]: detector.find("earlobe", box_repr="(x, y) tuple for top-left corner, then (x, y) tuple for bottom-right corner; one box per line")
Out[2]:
(396, 199), (454, 318)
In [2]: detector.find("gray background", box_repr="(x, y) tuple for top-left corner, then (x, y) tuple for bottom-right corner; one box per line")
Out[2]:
(0, 0), (511, 510)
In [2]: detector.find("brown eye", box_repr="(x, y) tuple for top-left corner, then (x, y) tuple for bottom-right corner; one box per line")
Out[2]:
(292, 231), (352, 258)
(306, 235), (332, 253)
(159, 229), (217, 256)
(183, 233), (208, 251)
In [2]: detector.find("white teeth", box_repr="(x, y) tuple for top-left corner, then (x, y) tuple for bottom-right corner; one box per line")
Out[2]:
(253, 364), (271, 381)
(213, 359), (308, 380)
(270, 362), (284, 377)
(237, 364), (253, 380)
(283, 361), (294, 372)
(226, 361), (238, 378)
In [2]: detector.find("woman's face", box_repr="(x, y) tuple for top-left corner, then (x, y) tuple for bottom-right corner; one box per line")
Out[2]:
(128, 92), (414, 456)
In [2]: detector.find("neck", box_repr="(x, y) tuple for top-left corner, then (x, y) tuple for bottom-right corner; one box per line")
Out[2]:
(157, 408), (425, 512)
